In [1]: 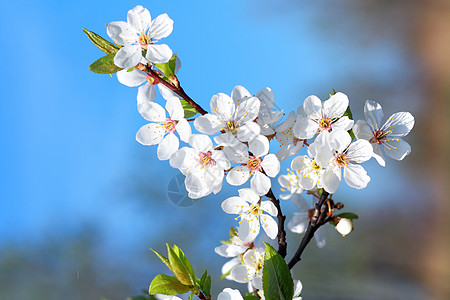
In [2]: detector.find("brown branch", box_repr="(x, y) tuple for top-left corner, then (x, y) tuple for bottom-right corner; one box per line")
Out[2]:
(265, 188), (287, 258)
(147, 68), (208, 115)
(287, 190), (330, 269)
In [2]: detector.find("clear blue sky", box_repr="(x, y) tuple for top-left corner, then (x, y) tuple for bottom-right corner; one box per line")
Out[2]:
(0, 0), (420, 297)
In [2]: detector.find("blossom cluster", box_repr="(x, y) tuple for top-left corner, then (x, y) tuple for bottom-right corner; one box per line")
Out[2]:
(94, 5), (416, 299)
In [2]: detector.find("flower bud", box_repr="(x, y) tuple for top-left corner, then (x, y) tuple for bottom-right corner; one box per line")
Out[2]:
(335, 218), (353, 236)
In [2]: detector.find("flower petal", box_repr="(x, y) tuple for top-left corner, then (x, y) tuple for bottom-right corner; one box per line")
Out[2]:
(293, 116), (318, 139)
(189, 134), (213, 152)
(165, 97), (184, 120)
(323, 92), (349, 119)
(383, 112), (415, 137)
(230, 264), (251, 283)
(235, 97), (260, 126)
(303, 95), (322, 120)
(146, 44), (173, 64)
(372, 143), (386, 167)
(332, 116), (354, 131)
(249, 135), (269, 158)
(114, 45), (142, 69)
(221, 196), (248, 214)
(127, 5), (152, 33)
(231, 85), (251, 105)
(157, 133), (179, 160)
(346, 139), (373, 163)
(136, 123), (165, 145)
(175, 118), (191, 143)
(260, 214), (278, 239)
(321, 165), (341, 194)
(364, 100), (384, 129)
(260, 201), (277, 216)
(288, 212), (309, 234)
(291, 194), (310, 212)
(211, 93), (235, 122)
(344, 163), (370, 189)
(137, 83), (157, 108)
(353, 119), (373, 140)
(222, 142), (248, 163)
(256, 87), (275, 115)
(138, 100), (165, 122)
(383, 137), (411, 160)
(250, 172), (271, 195)
(150, 13), (174, 40)
(226, 165), (250, 186)
(261, 154), (280, 177)
(194, 114), (222, 135)
(214, 132), (240, 147)
(314, 227), (326, 248)
(116, 69), (147, 87)
(107, 21), (138, 45)
(236, 122), (260, 142)
(238, 218), (260, 242)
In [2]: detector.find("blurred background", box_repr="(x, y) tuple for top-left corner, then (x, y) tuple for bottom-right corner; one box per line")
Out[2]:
(1, 0), (449, 299)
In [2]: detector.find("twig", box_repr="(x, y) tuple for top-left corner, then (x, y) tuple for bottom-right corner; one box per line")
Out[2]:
(265, 188), (287, 258)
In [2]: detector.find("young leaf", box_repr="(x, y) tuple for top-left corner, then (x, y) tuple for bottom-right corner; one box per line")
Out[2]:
(336, 212), (359, 220)
(342, 106), (356, 139)
(89, 53), (123, 74)
(167, 244), (195, 286)
(154, 54), (177, 77)
(180, 99), (198, 118)
(218, 268), (231, 281)
(262, 243), (294, 300)
(172, 245), (196, 282)
(83, 28), (119, 54)
(151, 248), (172, 272)
(229, 227), (238, 239)
(243, 296), (260, 300)
(203, 274), (211, 296)
(149, 274), (190, 295)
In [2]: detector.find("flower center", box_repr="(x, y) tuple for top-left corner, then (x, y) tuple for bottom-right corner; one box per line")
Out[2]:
(247, 202), (262, 217)
(334, 153), (348, 167)
(310, 160), (321, 171)
(199, 151), (216, 167)
(318, 117), (332, 131)
(146, 74), (158, 85)
(247, 156), (262, 172)
(138, 33), (152, 49)
(370, 129), (388, 144)
(163, 118), (177, 133)
(225, 120), (238, 135)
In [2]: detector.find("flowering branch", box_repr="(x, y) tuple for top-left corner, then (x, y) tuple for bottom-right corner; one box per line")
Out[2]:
(288, 191), (330, 269)
(265, 188), (287, 258)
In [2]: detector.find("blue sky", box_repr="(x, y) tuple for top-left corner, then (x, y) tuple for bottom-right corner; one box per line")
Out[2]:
(0, 0), (423, 297)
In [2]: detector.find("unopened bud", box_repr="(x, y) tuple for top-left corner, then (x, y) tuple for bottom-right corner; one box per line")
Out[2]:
(335, 218), (353, 236)
(334, 202), (344, 209)
(168, 74), (179, 87)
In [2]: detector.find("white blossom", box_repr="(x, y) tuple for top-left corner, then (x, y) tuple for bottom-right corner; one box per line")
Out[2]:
(229, 247), (265, 289)
(170, 134), (230, 198)
(335, 218), (354, 236)
(215, 235), (251, 258)
(353, 100), (414, 166)
(225, 136), (280, 195)
(293, 93), (354, 139)
(218, 288), (244, 300)
(136, 97), (191, 160)
(194, 88), (261, 146)
(107, 5), (173, 68)
(221, 188), (278, 242)
(275, 110), (304, 161)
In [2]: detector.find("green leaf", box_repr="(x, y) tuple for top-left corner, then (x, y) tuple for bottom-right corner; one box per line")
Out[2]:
(342, 106), (356, 139)
(167, 244), (195, 286)
(151, 248), (172, 273)
(243, 296), (260, 300)
(229, 227), (238, 239)
(188, 292), (194, 300)
(172, 245), (196, 282)
(218, 268), (231, 281)
(149, 274), (190, 295)
(203, 274), (211, 296)
(154, 54), (177, 77)
(336, 212), (359, 220)
(180, 99), (198, 118)
(88, 53), (122, 74)
(83, 28), (119, 54)
(262, 243), (294, 300)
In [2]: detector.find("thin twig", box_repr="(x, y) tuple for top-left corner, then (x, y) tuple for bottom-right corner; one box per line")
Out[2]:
(265, 188), (287, 258)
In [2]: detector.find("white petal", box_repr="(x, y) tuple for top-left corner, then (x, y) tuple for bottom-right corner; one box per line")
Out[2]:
(218, 288), (244, 300)
(194, 114), (222, 135)
(157, 133), (179, 160)
(323, 92), (349, 119)
(353, 119), (373, 140)
(288, 213), (309, 234)
(214, 132), (240, 147)
(251, 172), (271, 195)
(293, 280), (303, 297)
(238, 188), (261, 203)
(261, 154), (280, 177)
(231, 85), (251, 105)
(238, 218), (260, 242)
(114, 45), (142, 69)
(211, 93), (235, 121)
(344, 163), (370, 189)
(383, 137), (411, 160)
(146, 44), (173, 64)
(137, 83), (156, 107)
(314, 227), (326, 248)
(235, 97), (260, 126)
(364, 100), (384, 128)
(321, 166), (341, 194)
(136, 123), (165, 145)
(260, 201), (278, 216)
(303, 95), (322, 119)
(222, 142), (248, 163)
(256, 87), (275, 114)
(249, 135), (269, 158)
(315, 147), (333, 168)
(116, 69), (147, 87)
(158, 84), (179, 99)
(346, 139), (373, 163)
(165, 97), (184, 120)
(261, 214), (278, 239)
(107, 21), (138, 45)
(185, 174), (212, 199)
(383, 112), (415, 137)
(236, 122), (260, 142)
(227, 165), (250, 186)
(175, 118), (191, 143)
(230, 265), (251, 283)
(189, 134), (213, 152)
(221, 196), (248, 214)
(372, 143), (386, 167)
(332, 116), (354, 131)
(293, 116), (318, 139)
(221, 257), (240, 278)
(291, 155), (309, 170)
(127, 5), (152, 33)
(150, 13), (174, 40)
(251, 276), (263, 290)
(328, 129), (351, 153)
(138, 100), (165, 122)
(275, 110), (295, 133)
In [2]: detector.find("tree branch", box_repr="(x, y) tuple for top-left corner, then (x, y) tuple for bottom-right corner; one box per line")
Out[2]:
(265, 188), (287, 258)
(287, 191), (330, 269)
